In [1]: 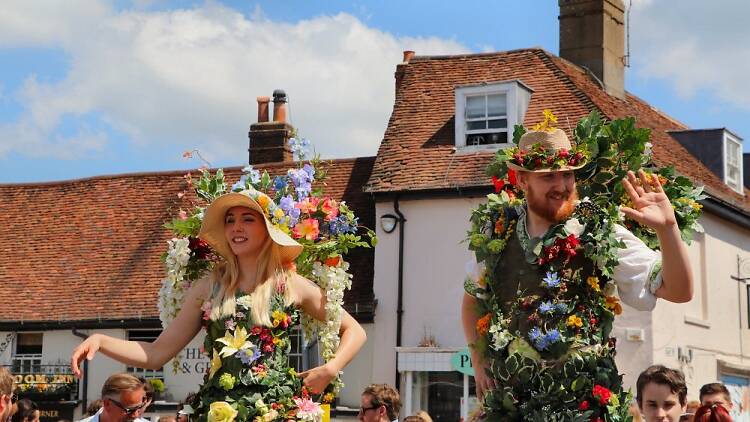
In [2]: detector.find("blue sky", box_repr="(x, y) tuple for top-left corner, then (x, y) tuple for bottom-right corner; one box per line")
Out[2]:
(1, 0), (748, 183)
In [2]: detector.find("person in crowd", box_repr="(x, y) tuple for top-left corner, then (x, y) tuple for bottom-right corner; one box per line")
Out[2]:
(77, 373), (147, 422)
(699, 383), (733, 411)
(85, 400), (103, 417)
(414, 410), (432, 422)
(629, 400), (644, 422)
(175, 393), (194, 422)
(11, 399), (38, 422)
(130, 378), (153, 422)
(358, 384), (400, 422)
(403, 417), (424, 422)
(636, 365), (688, 422)
(681, 400), (701, 422)
(157, 417), (175, 422)
(692, 404), (733, 422)
(0, 368), (14, 422)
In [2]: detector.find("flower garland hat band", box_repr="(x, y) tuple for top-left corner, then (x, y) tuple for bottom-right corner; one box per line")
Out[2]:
(505, 128), (587, 173)
(198, 191), (303, 264)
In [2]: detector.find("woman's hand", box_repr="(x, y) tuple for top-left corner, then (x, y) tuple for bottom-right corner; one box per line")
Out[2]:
(71, 334), (102, 378)
(299, 362), (338, 394)
(473, 355), (495, 401)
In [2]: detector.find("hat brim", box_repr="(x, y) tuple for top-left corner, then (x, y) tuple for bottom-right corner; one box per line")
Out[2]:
(198, 192), (303, 264)
(506, 161), (586, 173)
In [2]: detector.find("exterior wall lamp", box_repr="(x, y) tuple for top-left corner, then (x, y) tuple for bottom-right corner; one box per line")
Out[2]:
(380, 213), (399, 233)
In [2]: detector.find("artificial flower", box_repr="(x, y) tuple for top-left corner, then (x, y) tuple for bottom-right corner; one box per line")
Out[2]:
(218, 373), (236, 391)
(293, 397), (324, 422)
(216, 326), (254, 357)
(321, 198), (339, 221)
(605, 296), (623, 315)
(207, 401), (237, 422)
(566, 315), (583, 328)
(563, 218), (585, 237)
(293, 219), (320, 241)
(476, 313), (492, 336)
(209, 349), (222, 379)
(587, 276), (601, 292)
(592, 385), (612, 405)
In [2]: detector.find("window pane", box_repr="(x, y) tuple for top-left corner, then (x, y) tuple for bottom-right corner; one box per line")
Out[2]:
(487, 94), (507, 117)
(465, 96), (485, 119)
(727, 141), (740, 165)
(487, 118), (508, 129)
(467, 120), (486, 131)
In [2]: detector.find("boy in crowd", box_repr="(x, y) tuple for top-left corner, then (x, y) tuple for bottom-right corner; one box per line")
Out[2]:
(637, 365), (688, 422)
(699, 382), (733, 410)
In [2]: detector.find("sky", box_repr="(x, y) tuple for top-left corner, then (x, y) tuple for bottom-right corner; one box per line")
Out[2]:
(1, 0), (748, 183)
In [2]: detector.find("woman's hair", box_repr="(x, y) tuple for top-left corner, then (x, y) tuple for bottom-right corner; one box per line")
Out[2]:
(209, 225), (295, 326)
(415, 410), (433, 422)
(693, 404), (732, 422)
(86, 399), (103, 416)
(403, 417), (425, 422)
(11, 399), (37, 422)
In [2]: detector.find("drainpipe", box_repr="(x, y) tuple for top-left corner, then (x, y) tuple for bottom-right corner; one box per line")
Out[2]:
(393, 197), (407, 392)
(71, 329), (89, 412)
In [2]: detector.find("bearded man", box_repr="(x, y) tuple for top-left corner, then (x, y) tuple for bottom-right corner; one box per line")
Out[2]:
(461, 127), (693, 420)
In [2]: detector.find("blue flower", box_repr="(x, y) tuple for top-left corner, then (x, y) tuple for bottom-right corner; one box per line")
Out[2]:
(302, 163), (315, 180)
(273, 176), (286, 191)
(236, 348), (262, 366)
(555, 303), (568, 314)
(279, 195), (296, 212)
(328, 216), (357, 235)
(546, 329), (561, 344)
(528, 327), (547, 350)
(231, 174), (248, 191)
(242, 165), (261, 184)
(542, 272), (560, 288)
(537, 301), (555, 315)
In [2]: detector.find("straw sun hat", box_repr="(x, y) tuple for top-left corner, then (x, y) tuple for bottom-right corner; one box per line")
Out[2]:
(505, 128), (586, 173)
(198, 190), (302, 264)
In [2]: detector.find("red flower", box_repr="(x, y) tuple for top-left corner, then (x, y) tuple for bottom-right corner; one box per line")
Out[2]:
(491, 176), (505, 193)
(592, 385), (612, 405)
(508, 169), (517, 186)
(578, 400), (589, 411)
(325, 255), (341, 267)
(558, 149), (569, 158)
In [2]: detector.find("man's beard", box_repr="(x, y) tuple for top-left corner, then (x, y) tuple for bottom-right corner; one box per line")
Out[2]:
(526, 185), (578, 223)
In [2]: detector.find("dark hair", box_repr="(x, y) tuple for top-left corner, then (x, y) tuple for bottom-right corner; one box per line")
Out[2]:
(11, 399), (37, 422)
(362, 384), (401, 420)
(699, 383), (731, 404)
(693, 404), (733, 422)
(86, 399), (103, 416)
(636, 365), (688, 406)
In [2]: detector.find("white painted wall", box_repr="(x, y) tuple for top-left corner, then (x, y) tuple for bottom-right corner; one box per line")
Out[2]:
(338, 324), (375, 408)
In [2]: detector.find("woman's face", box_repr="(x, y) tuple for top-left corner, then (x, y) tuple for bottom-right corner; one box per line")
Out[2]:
(224, 206), (269, 258)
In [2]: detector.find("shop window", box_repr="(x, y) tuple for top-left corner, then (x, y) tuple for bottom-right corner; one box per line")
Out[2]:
(721, 374), (750, 421)
(426, 372), (476, 421)
(12, 333), (42, 374)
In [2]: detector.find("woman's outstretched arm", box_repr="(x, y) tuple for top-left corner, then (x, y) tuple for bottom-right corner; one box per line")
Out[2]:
(291, 273), (367, 393)
(71, 280), (209, 377)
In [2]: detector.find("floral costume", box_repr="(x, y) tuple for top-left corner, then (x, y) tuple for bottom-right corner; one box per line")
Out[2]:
(191, 285), (324, 422)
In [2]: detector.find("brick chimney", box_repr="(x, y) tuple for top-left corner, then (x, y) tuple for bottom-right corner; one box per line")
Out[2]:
(559, 0), (626, 99)
(248, 89), (294, 164)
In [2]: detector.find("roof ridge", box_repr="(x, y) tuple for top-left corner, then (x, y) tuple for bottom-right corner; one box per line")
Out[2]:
(410, 47), (544, 61)
(534, 50), (599, 116)
(0, 156), (376, 187)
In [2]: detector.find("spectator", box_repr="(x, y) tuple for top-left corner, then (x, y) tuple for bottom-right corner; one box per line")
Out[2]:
(131, 378), (153, 422)
(0, 367), (15, 422)
(86, 401), (103, 418)
(11, 399), (38, 422)
(403, 417), (424, 422)
(636, 365), (688, 422)
(415, 410), (432, 422)
(175, 393), (195, 422)
(693, 404), (733, 422)
(78, 373), (146, 422)
(699, 383), (733, 411)
(157, 417), (175, 422)
(358, 384), (400, 422)
(681, 400), (701, 422)
(629, 400), (643, 422)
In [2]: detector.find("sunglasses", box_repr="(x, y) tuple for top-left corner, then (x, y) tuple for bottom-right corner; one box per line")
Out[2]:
(107, 397), (147, 415)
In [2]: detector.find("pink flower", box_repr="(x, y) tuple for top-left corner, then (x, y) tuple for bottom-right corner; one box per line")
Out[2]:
(295, 197), (320, 214)
(293, 397), (323, 419)
(179, 210), (188, 220)
(321, 198), (339, 221)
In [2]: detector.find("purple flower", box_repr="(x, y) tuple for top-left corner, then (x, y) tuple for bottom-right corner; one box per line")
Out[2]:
(302, 163), (315, 180)
(542, 272), (560, 288)
(237, 348), (262, 366)
(242, 165), (261, 184)
(279, 195), (296, 212)
(538, 301), (555, 315)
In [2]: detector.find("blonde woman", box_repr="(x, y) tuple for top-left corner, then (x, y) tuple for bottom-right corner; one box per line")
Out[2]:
(71, 191), (366, 419)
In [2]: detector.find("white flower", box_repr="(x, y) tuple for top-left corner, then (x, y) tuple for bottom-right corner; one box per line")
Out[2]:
(644, 142), (653, 157)
(236, 295), (252, 309)
(563, 218), (585, 237)
(488, 323), (513, 351)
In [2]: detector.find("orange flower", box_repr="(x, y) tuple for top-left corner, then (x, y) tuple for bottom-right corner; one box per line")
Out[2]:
(494, 216), (506, 234)
(292, 218), (320, 240)
(321, 198), (339, 221)
(587, 276), (601, 292)
(476, 313), (492, 336)
(256, 193), (271, 211)
(325, 255), (341, 267)
(295, 197), (320, 214)
(605, 296), (623, 315)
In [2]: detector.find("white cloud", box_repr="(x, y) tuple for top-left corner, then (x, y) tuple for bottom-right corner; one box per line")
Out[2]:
(629, 0), (750, 110)
(0, 1), (469, 161)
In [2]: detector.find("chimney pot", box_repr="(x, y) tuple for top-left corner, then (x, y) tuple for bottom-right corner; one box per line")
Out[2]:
(256, 96), (270, 123)
(272, 89), (287, 122)
(403, 50), (415, 62)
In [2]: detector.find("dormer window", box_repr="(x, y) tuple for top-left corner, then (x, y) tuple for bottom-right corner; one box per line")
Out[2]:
(725, 131), (744, 194)
(455, 80), (532, 150)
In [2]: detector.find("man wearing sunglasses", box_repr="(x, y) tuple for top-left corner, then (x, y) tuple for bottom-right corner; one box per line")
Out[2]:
(0, 367), (15, 422)
(79, 373), (147, 422)
(358, 384), (400, 422)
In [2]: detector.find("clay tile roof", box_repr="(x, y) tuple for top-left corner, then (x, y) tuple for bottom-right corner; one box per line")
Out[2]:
(365, 48), (750, 213)
(0, 157), (376, 324)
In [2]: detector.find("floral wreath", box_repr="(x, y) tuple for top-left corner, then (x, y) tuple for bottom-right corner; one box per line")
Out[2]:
(466, 110), (705, 419)
(158, 138), (376, 419)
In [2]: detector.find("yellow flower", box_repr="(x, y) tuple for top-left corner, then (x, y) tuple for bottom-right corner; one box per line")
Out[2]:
(209, 349), (222, 379)
(531, 109), (558, 132)
(323, 393), (335, 404)
(272, 337), (283, 346)
(605, 296), (623, 315)
(216, 326), (253, 357)
(207, 401), (237, 422)
(273, 207), (285, 219)
(272, 310), (287, 328)
(566, 315), (583, 328)
(288, 368), (297, 378)
(256, 193), (271, 210)
(587, 276), (601, 292)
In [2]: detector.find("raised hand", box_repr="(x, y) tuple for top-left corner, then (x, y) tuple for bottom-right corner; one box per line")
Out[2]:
(620, 170), (676, 231)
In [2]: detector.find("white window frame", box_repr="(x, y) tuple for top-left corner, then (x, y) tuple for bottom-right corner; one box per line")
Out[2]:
(455, 80), (532, 152)
(12, 332), (43, 374)
(724, 131), (744, 194)
(126, 329), (164, 379)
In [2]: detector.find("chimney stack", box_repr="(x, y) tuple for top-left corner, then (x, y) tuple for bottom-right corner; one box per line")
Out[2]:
(248, 89), (293, 165)
(559, 0), (626, 99)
